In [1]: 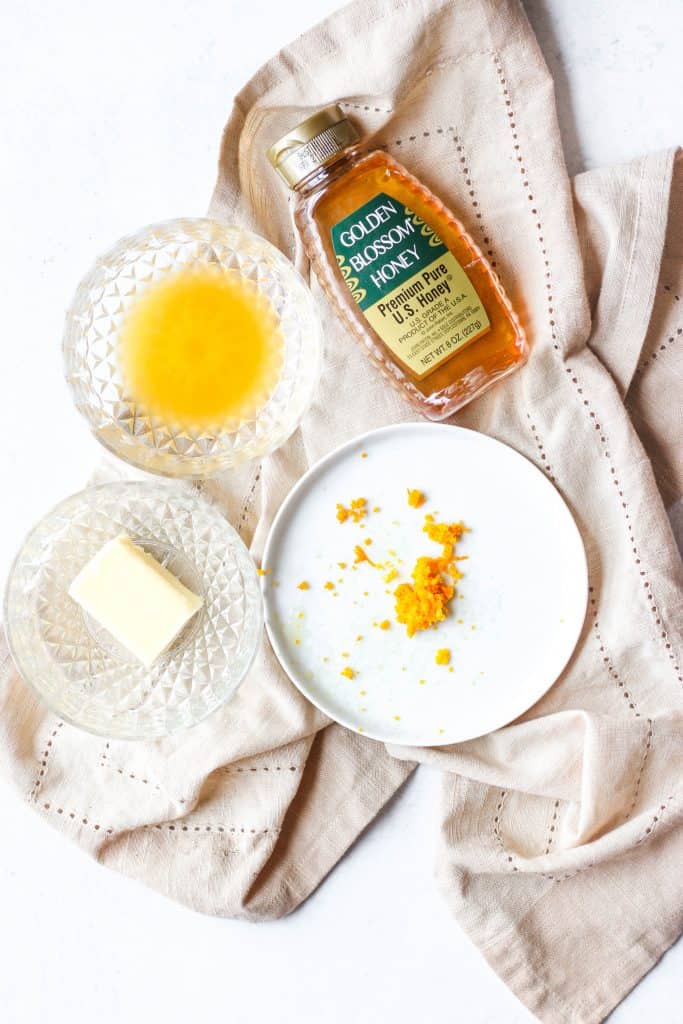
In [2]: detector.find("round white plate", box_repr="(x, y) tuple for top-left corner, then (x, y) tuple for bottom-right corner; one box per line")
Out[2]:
(262, 423), (587, 746)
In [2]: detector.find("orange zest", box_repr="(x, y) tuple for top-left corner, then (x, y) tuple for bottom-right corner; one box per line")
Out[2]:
(353, 544), (378, 568)
(394, 515), (468, 637)
(336, 497), (367, 524)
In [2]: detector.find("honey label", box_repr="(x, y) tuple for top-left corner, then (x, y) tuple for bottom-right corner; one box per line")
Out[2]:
(331, 192), (490, 379)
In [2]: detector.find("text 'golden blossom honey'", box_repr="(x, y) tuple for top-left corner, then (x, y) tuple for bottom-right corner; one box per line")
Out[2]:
(268, 105), (527, 419)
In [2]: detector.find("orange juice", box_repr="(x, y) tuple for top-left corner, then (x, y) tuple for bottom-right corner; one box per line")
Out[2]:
(120, 268), (284, 426)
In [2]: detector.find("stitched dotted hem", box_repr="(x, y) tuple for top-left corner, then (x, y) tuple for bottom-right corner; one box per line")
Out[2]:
(105, 763), (300, 785)
(544, 799), (561, 855)
(103, 764), (164, 793)
(339, 101), (393, 114)
(30, 722), (64, 803)
(493, 55), (557, 350)
(145, 822), (280, 835)
(525, 414), (557, 482)
(492, 52), (682, 687)
(635, 793), (677, 845)
(99, 748), (299, 802)
(540, 868), (588, 883)
(492, 789), (518, 871)
(635, 283), (681, 375)
(40, 802), (114, 835)
(635, 325), (681, 376)
(388, 125), (497, 264)
(100, 743), (186, 802)
(589, 588), (642, 718)
(39, 801), (279, 838)
(237, 465), (262, 537)
(624, 718), (653, 823)
(569, 380), (681, 683)
(451, 131), (499, 266)
(492, 789), (588, 883)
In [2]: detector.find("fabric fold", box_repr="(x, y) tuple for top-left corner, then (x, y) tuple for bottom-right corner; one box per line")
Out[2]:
(574, 148), (677, 397)
(0, 2), (681, 1022)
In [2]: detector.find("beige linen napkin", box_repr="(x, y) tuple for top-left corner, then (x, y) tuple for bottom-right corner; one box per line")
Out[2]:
(1, 0), (681, 1021)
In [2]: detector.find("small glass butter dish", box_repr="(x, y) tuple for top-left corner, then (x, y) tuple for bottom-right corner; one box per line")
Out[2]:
(68, 533), (204, 668)
(3, 481), (262, 739)
(63, 218), (322, 478)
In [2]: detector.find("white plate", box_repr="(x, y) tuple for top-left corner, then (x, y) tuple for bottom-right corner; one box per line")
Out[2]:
(262, 424), (587, 746)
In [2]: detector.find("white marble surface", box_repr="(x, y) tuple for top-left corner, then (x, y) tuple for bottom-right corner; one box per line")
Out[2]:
(0, 1), (680, 1021)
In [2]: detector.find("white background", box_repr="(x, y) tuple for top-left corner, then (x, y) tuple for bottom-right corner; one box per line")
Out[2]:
(0, 1), (680, 1021)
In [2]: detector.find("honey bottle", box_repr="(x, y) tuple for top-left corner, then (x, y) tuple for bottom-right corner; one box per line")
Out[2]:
(268, 105), (527, 420)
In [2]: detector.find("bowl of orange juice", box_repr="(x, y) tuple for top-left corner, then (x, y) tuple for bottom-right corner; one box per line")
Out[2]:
(63, 218), (322, 477)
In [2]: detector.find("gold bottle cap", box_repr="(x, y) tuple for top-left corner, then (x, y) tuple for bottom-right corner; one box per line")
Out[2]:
(267, 104), (360, 188)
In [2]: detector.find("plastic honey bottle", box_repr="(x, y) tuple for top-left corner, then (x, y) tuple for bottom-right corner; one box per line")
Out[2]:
(268, 105), (527, 420)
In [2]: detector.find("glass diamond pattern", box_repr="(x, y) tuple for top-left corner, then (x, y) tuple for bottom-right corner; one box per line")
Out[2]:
(4, 482), (262, 739)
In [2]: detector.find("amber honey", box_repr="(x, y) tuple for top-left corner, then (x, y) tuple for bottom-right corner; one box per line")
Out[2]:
(268, 106), (527, 419)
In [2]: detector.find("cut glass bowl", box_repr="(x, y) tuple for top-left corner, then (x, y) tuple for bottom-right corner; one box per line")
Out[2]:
(4, 481), (262, 739)
(63, 218), (322, 478)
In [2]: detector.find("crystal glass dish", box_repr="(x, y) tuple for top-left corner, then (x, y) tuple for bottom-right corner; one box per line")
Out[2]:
(4, 482), (262, 739)
(63, 218), (322, 478)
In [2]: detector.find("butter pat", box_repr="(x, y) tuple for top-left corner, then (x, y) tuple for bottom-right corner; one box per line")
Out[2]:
(69, 533), (203, 667)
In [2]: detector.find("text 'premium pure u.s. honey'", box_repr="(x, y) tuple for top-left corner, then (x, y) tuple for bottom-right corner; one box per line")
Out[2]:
(268, 105), (527, 419)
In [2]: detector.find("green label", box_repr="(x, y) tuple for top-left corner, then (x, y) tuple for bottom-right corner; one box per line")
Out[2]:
(331, 192), (490, 379)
